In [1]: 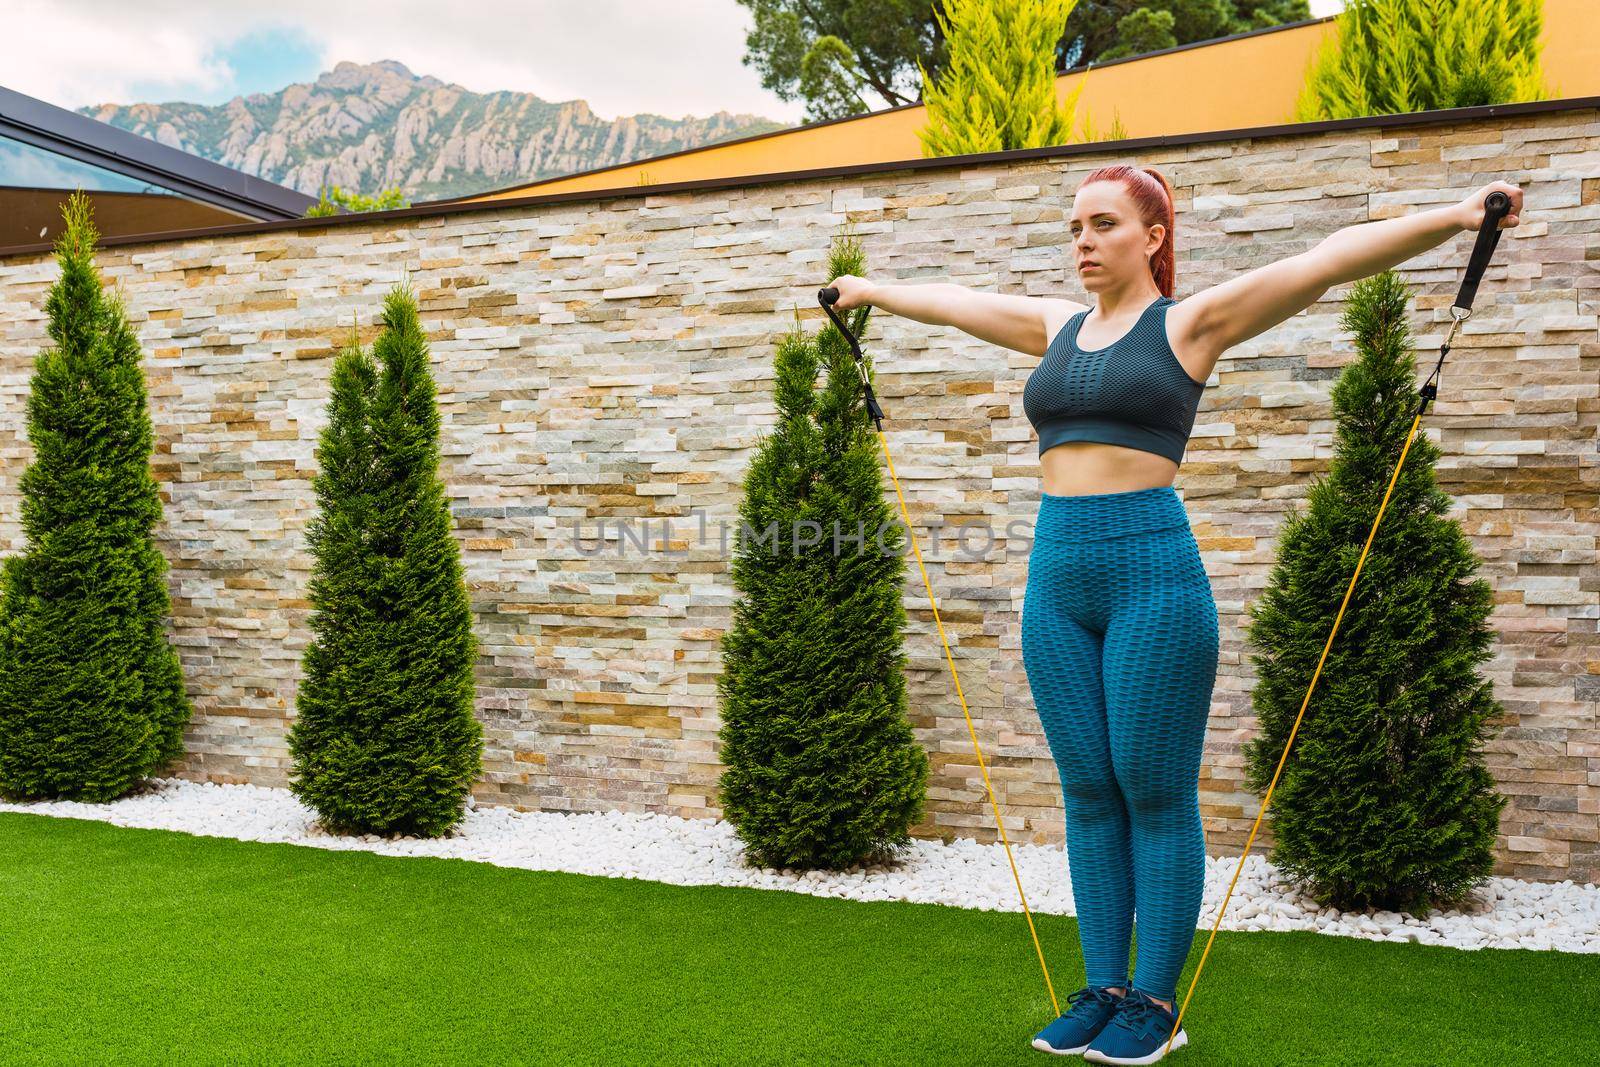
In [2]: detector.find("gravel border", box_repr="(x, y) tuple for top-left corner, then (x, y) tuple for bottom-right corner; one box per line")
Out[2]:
(2, 776), (1595, 953)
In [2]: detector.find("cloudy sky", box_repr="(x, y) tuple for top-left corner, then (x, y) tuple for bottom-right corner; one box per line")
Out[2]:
(8, 0), (1347, 125)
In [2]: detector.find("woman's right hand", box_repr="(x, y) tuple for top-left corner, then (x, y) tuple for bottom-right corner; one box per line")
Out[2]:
(824, 274), (875, 311)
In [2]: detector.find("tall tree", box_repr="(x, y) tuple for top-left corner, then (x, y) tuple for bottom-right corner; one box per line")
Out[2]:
(737, 0), (1312, 122)
(915, 0), (1088, 156)
(288, 283), (482, 838)
(1240, 269), (1506, 916)
(738, 0), (950, 121)
(1295, 0), (1547, 121)
(1077, 0), (1310, 64)
(0, 191), (191, 802)
(918, 0), (1085, 156)
(717, 231), (929, 870)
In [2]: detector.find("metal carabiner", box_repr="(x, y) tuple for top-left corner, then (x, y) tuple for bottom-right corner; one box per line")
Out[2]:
(1417, 190), (1513, 417)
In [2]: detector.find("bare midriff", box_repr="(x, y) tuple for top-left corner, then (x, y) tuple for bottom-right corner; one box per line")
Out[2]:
(1039, 441), (1180, 497)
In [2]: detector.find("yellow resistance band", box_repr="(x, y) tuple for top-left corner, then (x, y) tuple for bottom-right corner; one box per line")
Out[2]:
(819, 287), (1061, 1017)
(1166, 189), (1511, 1054)
(1171, 191), (1504, 1049)
(823, 190), (1508, 1048)
(872, 400), (1431, 1042)
(873, 425), (1063, 1019)
(1164, 397), (1427, 1056)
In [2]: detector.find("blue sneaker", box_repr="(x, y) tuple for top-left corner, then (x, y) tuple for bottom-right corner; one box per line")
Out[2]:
(1031, 985), (1125, 1055)
(1082, 988), (1189, 1064)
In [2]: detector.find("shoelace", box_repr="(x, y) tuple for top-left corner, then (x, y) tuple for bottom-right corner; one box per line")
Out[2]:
(1063, 985), (1122, 1020)
(1107, 993), (1173, 1042)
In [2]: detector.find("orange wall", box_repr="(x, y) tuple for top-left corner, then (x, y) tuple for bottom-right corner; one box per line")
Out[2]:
(464, 0), (1599, 203)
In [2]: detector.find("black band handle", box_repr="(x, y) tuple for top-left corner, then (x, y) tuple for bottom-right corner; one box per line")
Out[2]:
(817, 287), (859, 358)
(1417, 189), (1515, 420)
(817, 286), (885, 429)
(1454, 190), (1512, 313)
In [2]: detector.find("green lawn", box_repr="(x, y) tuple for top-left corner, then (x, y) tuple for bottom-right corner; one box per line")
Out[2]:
(1, 811), (1592, 1065)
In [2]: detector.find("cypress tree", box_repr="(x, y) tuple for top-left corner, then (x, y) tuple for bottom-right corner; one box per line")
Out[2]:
(1241, 269), (1506, 916)
(917, 0), (1084, 156)
(0, 191), (191, 801)
(288, 282), (482, 838)
(1295, 0), (1546, 121)
(717, 233), (929, 870)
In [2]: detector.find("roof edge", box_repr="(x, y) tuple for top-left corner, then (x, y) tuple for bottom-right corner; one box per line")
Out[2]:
(0, 83), (324, 221)
(419, 13), (1339, 207)
(1, 93), (1594, 261)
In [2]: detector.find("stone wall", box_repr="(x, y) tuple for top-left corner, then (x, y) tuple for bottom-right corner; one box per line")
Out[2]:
(0, 100), (1595, 884)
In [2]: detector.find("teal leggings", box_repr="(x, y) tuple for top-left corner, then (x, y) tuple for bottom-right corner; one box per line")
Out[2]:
(1021, 485), (1219, 1004)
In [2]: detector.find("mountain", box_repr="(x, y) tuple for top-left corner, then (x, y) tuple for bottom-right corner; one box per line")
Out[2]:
(75, 58), (791, 203)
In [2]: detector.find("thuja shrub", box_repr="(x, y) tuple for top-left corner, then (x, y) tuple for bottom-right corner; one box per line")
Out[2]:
(717, 232), (929, 870)
(288, 282), (482, 838)
(1242, 269), (1506, 916)
(0, 191), (191, 801)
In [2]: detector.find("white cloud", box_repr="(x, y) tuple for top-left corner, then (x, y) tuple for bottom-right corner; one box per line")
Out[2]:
(6, 0), (808, 123)
(8, 0), (1347, 126)
(8, 2), (241, 110)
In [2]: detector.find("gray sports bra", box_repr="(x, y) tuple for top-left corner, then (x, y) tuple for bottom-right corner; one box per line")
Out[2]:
(1021, 296), (1206, 466)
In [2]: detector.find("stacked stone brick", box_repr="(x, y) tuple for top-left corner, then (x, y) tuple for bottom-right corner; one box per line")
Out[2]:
(0, 100), (1594, 883)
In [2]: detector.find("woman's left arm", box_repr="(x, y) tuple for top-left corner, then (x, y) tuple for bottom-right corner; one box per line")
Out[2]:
(1175, 180), (1524, 362)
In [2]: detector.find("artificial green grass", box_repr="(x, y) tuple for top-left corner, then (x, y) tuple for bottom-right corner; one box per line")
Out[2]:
(0, 811), (1592, 1065)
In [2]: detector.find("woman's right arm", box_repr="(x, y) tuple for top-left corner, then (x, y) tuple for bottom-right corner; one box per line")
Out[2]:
(826, 277), (1085, 358)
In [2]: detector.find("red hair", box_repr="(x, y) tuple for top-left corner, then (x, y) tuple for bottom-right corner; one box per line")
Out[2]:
(1079, 165), (1176, 298)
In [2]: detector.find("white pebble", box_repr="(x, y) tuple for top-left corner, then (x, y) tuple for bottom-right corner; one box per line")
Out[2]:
(1, 776), (1596, 954)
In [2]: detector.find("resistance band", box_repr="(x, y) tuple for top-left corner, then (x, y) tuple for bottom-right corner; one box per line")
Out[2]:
(818, 286), (1064, 1018)
(819, 188), (1512, 1047)
(819, 187), (1504, 1049)
(1163, 188), (1514, 1055)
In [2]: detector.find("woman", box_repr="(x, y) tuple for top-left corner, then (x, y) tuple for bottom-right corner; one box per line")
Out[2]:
(825, 166), (1521, 1064)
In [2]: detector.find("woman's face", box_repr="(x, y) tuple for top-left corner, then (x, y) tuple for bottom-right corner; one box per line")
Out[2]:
(1068, 181), (1163, 294)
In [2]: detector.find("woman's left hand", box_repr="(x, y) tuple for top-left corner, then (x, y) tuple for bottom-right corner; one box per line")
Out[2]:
(1457, 181), (1523, 232)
